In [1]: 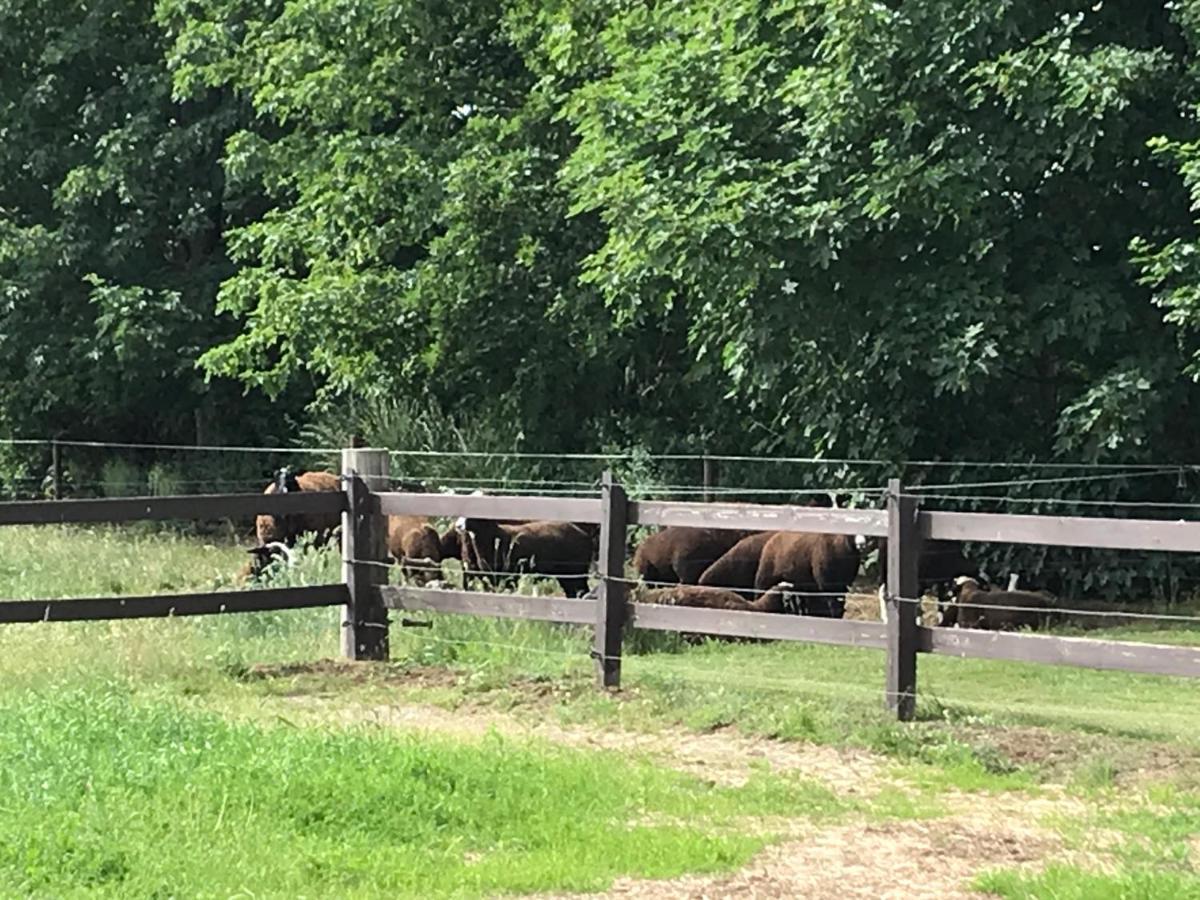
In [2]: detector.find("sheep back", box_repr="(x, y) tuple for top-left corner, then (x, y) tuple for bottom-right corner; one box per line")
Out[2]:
(754, 532), (860, 617)
(633, 527), (750, 585)
(697, 531), (776, 597)
(387, 515), (442, 562)
(949, 581), (1054, 630)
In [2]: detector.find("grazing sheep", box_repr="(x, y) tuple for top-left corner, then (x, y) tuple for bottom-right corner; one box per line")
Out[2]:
(237, 541), (295, 583)
(754, 531), (862, 618)
(941, 576), (1054, 630)
(438, 526), (462, 562)
(694, 495), (835, 597)
(641, 582), (793, 613)
(875, 538), (981, 623)
(459, 517), (594, 597)
(697, 531), (777, 598)
(632, 527), (751, 586)
(255, 469), (342, 547)
(387, 515), (443, 583)
(244, 469), (342, 579)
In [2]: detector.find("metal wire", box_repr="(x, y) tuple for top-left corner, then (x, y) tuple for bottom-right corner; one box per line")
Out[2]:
(615, 576), (853, 599)
(911, 468), (1181, 492)
(913, 493), (1200, 510)
(6, 436), (1198, 472)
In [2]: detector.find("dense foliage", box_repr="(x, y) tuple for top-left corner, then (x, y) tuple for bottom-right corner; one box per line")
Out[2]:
(6, 1), (1200, 478)
(0, 0), (309, 448)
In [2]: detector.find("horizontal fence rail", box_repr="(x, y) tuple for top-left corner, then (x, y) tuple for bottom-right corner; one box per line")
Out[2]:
(627, 603), (889, 648)
(380, 586), (596, 625)
(922, 509), (1200, 552)
(2, 450), (1199, 724)
(0, 585), (348, 624)
(629, 500), (888, 536)
(0, 491), (346, 526)
(376, 492), (603, 524)
(920, 626), (1200, 679)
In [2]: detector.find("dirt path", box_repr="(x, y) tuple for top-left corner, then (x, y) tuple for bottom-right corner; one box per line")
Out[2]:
(238, 670), (1089, 899)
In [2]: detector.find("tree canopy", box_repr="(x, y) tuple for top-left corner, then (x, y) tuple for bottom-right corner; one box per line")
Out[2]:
(5, 0), (1200, 468)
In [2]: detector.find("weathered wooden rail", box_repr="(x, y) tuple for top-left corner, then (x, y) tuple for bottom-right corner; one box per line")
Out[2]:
(1, 447), (1198, 720)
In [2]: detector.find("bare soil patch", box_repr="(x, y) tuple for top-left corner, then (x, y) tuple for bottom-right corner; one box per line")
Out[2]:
(244, 658), (463, 690)
(548, 818), (1054, 900)
(945, 722), (1200, 786)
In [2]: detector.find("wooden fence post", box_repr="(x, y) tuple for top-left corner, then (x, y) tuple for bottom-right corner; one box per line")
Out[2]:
(595, 470), (628, 687)
(341, 447), (390, 661)
(884, 477), (920, 720)
(51, 439), (61, 500)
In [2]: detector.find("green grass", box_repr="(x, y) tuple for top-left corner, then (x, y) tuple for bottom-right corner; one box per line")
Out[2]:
(976, 865), (1200, 899)
(0, 686), (846, 898)
(0, 523), (248, 598)
(2, 525), (1200, 895)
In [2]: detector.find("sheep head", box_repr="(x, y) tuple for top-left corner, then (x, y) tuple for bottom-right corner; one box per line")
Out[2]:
(244, 541), (295, 579)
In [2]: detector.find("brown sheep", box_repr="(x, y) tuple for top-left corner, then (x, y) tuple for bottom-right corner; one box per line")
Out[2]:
(641, 582), (792, 613)
(438, 526), (462, 562)
(632, 527), (751, 586)
(941, 576), (1054, 630)
(387, 515), (443, 584)
(254, 469), (341, 547)
(754, 532), (862, 618)
(460, 518), (594, 597)
(694, 494), (838, 598)
(697, 531), (777, 598)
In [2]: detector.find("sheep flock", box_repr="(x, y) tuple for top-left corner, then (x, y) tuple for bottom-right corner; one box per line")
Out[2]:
(243, 468), (1055, 632)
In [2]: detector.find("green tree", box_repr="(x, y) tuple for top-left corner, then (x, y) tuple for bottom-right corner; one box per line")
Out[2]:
(0, 0), (299, 445)
(166, 0), (1200, 467)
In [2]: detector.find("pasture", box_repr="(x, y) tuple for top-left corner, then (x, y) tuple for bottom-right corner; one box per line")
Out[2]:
(1, 524), (1199, 897)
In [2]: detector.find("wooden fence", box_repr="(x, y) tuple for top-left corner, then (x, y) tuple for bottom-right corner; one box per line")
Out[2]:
(1, 447), (1199, 720)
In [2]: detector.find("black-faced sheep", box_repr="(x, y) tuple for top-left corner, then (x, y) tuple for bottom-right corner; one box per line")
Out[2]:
(641, 581), (793, 613)
(237, 541), (295, 583)
(459, 518), (594, 597)
(246, 469), (342, 579)
(874, 538), (981, 624)
(941, 576), (1054, 630)
(254, 469), (342, 546)
(753, 532), (862, 618)
(632, 527), (751, 586)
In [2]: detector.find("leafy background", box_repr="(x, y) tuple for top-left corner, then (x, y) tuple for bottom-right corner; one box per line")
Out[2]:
(6, 0), (1200, 595)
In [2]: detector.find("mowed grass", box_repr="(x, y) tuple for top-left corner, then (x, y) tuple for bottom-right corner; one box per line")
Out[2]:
(1, 525), (1199, 895)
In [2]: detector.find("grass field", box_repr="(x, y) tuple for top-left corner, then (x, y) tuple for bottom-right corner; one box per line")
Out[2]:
(1, 524), (1198, 897)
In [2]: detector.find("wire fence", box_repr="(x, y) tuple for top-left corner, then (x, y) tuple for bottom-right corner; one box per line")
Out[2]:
(5, 435), (1200, 608)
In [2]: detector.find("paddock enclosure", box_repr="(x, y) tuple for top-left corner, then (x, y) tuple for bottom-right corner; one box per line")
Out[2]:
(1, 446), (1198, 721)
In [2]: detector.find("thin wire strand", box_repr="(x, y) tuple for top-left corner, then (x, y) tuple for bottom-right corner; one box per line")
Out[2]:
(911, 468), (1181, 492)
(2, 438), (341, 454)
(616, 576), (851, 598)
(914, 493), (1200, 510)
(8, 436), (1199, 471)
